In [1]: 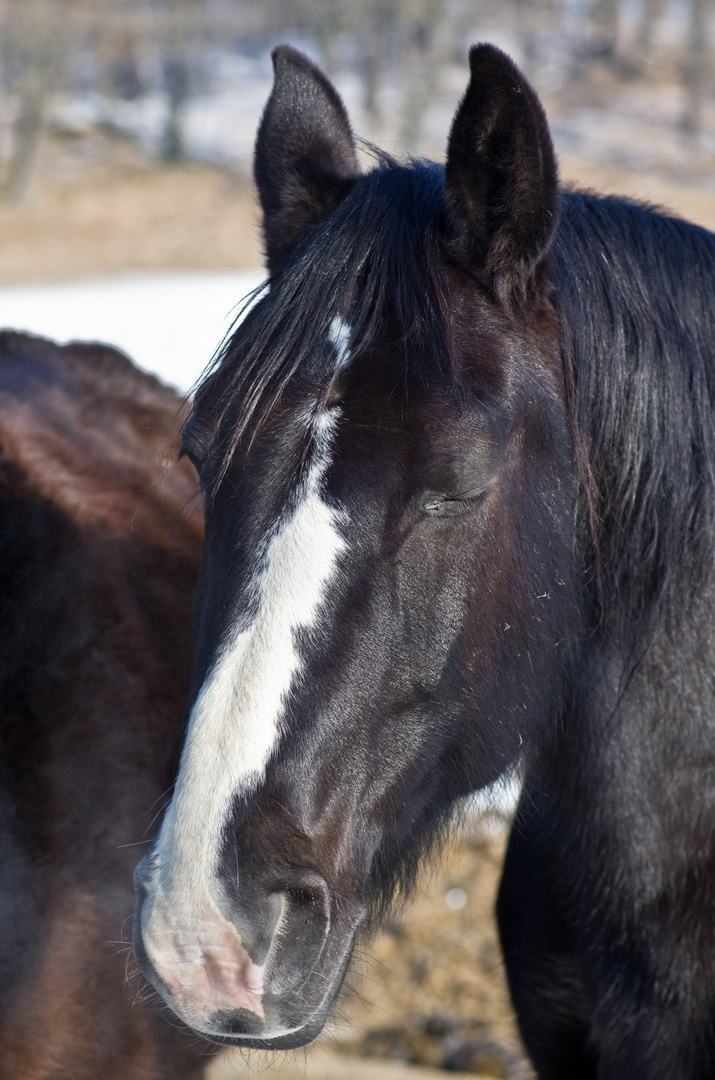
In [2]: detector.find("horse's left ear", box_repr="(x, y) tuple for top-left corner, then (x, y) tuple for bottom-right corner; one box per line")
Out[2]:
(445, 44), (559, 303)
(254, 46), (360, 274)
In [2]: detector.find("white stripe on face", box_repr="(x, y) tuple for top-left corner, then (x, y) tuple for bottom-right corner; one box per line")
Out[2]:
(140, 408), (346, 1012)
(329, 316), (352, 371)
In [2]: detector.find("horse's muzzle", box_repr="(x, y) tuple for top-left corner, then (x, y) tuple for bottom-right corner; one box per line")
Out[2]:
(132, 856), (364, 1047)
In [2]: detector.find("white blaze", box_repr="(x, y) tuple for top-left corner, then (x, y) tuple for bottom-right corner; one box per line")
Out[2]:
(329, 316), (352, 371)
(143, 407), (346, 956)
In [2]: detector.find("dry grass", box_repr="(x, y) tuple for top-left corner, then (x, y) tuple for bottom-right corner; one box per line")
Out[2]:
(0, 157), (263, 285)
(336, 830), (520, 1058)
(4, 146), (715, 288)
(560, 152), (715, 231)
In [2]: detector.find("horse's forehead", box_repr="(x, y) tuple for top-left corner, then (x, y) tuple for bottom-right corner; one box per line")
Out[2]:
(206, 294), (517, 491)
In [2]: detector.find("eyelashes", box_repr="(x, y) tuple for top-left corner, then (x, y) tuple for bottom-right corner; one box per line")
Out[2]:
(423, 492), (484, 516)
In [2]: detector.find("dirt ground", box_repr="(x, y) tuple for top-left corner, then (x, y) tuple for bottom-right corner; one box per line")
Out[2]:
(5, 148), (715, 1079)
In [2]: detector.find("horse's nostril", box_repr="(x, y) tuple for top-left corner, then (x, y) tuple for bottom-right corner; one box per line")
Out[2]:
(287, 887), (319, 906)
(284, 877), (330, 914)
(264, 874), (332, 995)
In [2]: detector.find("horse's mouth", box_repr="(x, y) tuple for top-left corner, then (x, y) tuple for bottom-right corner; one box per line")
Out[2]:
(137, 934), (358, 1049)
(181, 983), (345, 1050)
(133, 867), (364, 1049)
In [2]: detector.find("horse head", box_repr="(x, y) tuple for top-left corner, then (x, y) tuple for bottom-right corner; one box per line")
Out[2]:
(134, 43), (575, 1047)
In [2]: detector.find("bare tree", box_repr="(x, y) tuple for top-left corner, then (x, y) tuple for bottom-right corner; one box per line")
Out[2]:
(636, 0), (665, 63)
(588, 0), (620, 60)
(400, 0), (445, 148)
(1, 0), (67, 202)
(308, 0), (345, 76)
(682, 0), (710, 139)
(151, 0), (206, 163)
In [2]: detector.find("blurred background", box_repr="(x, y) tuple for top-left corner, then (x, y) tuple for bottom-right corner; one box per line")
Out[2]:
(0, 2), (713, 1078)
(1, 0), (714, 382)
(0, 0), (714, 287)
(0, 0), (714, 199)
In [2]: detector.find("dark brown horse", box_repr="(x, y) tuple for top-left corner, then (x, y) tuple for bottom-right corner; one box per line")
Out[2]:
(0, 330), (213, 1079)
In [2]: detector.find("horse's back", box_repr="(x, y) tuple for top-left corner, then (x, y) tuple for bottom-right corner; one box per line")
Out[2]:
(0, 329), (200, 529)
(0, 331), (208, 1079)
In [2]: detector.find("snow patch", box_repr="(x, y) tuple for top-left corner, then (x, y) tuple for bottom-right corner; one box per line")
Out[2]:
(0, 270), (264, 393)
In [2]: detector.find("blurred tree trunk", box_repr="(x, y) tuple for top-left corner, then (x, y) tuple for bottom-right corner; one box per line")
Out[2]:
(400, 0), (444, 149)
(7, 66), (46, 202)
(312, 0), (343, 77)
(515, 0), (538, 77)
(158, 0), (199, 164)
(682, 0), (709, 139)
(636, 0), (664, 61)
(163, 53), (189, 162)
(3, 0), (62, 204)
(362, 0), (396, 127)
(589, 0), (620, 59)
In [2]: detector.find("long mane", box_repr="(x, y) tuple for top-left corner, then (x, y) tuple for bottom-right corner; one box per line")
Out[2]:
(553, 192), (715, 640)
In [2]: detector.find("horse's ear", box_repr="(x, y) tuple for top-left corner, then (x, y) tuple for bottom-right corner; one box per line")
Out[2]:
(254, 46), (359, 274)
(445, 44), (559, 303)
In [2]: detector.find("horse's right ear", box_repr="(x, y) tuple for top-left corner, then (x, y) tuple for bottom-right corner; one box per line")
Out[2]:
(445, 44), (559, 304)
(254, 46), (359, 274)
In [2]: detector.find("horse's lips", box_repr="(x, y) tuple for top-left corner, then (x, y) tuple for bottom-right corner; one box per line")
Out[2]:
(170, 951), (265, 1025)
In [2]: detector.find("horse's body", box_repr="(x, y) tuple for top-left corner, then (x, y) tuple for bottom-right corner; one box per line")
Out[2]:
(0, 330), (211, 1078)
(134, 45), (715, 1079)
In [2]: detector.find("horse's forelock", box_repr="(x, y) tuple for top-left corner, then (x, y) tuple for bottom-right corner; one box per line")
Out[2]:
(195, 160), (461, 493)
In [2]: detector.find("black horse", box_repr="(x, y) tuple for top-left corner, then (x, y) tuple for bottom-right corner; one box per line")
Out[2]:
(134, 43), (715, 1078)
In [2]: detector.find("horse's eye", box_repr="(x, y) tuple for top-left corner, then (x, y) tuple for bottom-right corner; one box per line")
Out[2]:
(423, 492), (483, 516)
(181, 416), (208, 468)
(180, 442), (204, 470)
(423, 495), (470, 517)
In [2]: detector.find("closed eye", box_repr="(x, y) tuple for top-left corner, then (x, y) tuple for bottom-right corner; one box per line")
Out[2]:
(423, 491), (484, 516)
(179, 441), (204, 470)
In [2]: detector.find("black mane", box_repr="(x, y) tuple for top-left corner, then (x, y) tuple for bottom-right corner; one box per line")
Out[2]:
(555, 192), (715, 638)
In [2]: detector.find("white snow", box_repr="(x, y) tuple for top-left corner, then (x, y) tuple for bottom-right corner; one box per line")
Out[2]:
(0, 270), (265, 394)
